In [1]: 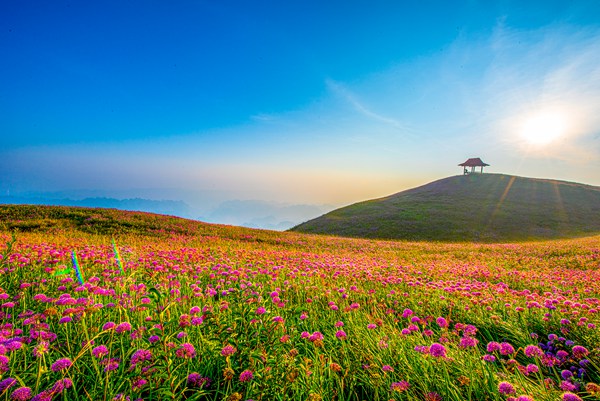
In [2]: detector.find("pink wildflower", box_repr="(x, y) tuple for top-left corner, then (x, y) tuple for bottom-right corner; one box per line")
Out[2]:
(390, 381), (410, 391)
(524, 345), (543, 358)
(221, 345), (236, 356)
(498, 382), (516, 395)
(239, 369), (253, 382)
(429, 343), (446, 358)
(50, 358), (72, 372)
(176, 343), (196, 359)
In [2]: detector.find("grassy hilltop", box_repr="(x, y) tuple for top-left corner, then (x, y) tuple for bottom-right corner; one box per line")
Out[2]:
(291, 174), (600, 242)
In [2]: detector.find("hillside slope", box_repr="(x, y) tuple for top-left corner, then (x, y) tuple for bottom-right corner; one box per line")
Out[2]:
(290, 174), (600, 242)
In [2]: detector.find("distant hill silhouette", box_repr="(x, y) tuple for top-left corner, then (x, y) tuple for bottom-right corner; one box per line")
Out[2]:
(290, 174), (600, 242)
(0, 195), (194, 219)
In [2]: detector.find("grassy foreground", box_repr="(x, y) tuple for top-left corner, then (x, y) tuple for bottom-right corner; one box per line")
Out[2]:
(1, 205), (600, 400)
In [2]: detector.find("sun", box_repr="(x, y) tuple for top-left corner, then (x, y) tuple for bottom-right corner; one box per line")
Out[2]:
(519, 111), (568, 146)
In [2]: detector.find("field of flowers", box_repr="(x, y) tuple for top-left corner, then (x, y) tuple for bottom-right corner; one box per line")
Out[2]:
(1, 210), (600, 401)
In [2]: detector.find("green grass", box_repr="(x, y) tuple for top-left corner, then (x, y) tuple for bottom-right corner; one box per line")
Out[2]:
(290, 174), (600, 242)
(1, 205), (600, 400)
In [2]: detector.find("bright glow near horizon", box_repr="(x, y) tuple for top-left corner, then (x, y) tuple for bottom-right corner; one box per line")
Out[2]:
(519, 111), (569, 146)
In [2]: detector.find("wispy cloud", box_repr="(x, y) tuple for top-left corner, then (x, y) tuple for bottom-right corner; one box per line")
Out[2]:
(480, 24), (600, 162)
(325, 78), (409, 131)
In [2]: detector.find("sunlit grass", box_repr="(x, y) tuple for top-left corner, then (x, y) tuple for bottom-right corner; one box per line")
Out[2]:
(0, 205), (599, 400)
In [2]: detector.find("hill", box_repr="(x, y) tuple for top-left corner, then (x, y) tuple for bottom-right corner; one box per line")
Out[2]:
(0, 195), (194, 219)
(290, 173), (600, 242)
(0, 204), (227, 238)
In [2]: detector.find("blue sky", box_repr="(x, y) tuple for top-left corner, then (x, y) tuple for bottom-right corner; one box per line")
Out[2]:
(2, 1), (600, 224)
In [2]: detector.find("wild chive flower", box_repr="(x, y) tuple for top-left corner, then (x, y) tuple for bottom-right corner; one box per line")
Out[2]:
(436, 317), (448, 328)
(382, 365), (393, 372)
(367, 323), (377, 329)
(3, 340), (22, 352)
(459, 336), (478, 348)
(482, 354), (496, 362)
(9, 387), (32, 401)
(130, 349), (152, 367)
(221, 345), (236, 356)
(148, 335), (160, 343)
(50, 378), (73, 394)
(498, 382), (516, 395)
(187, 372), (211, 388)
(92, 345), (109, 359)
(560, 381), (577, 392)
(463, 324), (477, 336)
(115, 322), (132, 333)
(487, 341), (501, 352)
(32, 342), (49, 358)
(390, 381), (410, 391)
(255, 307), (266, 315)
(176, 343), (196, 359)
(335, 330), (347, 339)
(572, 345), (589, 358)
(0, 378), (17, 392)
(425, 392), (443, 401)
(500, 342), (515, 355)
(50, 358), (72, 372)
(102, 358), (119, 372)
(561, 370), (573, 380)
(526, 364), (539, 374)
(187, 372), (202, 386)
(132, 378), (147, 391)
(562, 393), (583, 401)
(102, 322), (116, 331)
(239, 370), (253, 382)
(0, 356), (8, 372)
(429, 343), (447, 358)
(58, 316), (72, 324)
(524, 345), (543, 358)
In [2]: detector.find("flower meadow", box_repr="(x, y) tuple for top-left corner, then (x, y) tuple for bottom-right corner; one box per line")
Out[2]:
(1, 213), (600, 400)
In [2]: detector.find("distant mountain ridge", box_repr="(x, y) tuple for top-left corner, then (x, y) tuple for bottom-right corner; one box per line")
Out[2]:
(0, 195), (333, 231)
(290, 174), (600, 242)
(0, 195), (194, 219)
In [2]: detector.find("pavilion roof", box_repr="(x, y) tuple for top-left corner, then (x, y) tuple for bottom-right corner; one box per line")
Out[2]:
(458, 157), (490, 167)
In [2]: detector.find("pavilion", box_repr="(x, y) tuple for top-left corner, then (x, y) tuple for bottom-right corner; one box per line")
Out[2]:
(459, 157), (489, 175)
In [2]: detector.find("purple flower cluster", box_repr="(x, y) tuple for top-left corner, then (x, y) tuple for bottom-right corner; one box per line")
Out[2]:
(390, 381), (410, 391)
(221, 345), (236, 356)
(239, 369), (253, 382)
(130, 349), (152, 367)
(175, 343), (195, 359)
(429, 343), (447, 358)
(187, 373), (211, 388)
(9, 387), (32, 401)
(50, 358), (72, 373)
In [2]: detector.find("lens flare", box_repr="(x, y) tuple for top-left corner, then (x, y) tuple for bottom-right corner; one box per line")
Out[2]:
(519, 111), (568, 145)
